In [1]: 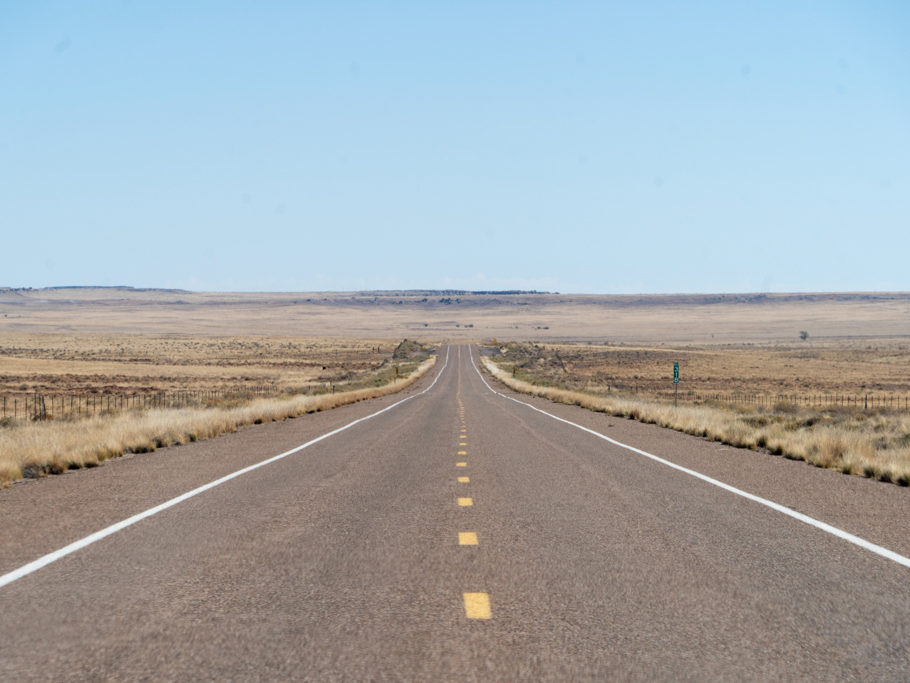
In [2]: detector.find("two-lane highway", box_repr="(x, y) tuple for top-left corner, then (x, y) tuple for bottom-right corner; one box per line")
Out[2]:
(1, 345), (908, 679)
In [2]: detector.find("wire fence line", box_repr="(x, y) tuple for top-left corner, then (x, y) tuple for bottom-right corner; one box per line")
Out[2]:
(0, 384), (279, 423)
(637, 389), (910, 411)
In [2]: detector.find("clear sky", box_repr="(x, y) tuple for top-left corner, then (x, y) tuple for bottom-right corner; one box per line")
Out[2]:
(2, 2), (908, 293)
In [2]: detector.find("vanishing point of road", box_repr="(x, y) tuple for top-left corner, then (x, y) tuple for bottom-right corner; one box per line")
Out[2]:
(1, 345), (908, 680)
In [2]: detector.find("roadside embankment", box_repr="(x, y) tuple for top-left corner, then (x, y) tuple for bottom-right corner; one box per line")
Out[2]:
(0, 355), (436, 487)
(481, 357), (910, 486)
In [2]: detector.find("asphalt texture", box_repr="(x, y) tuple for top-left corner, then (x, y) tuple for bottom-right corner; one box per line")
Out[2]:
(1, 345), (908, 680)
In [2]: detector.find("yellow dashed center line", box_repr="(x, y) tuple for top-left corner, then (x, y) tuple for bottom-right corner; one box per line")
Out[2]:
(463, 592), (491, 619)
(458, 532), (478, 546)
(454, 398), (489, 620)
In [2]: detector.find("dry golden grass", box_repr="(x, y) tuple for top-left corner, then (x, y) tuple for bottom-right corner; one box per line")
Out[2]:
(0, 356), (436, 486)
(0, 333), (401, 400)
(482, 357), (910, 486)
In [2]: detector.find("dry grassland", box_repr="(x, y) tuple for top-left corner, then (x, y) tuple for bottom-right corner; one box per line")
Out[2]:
(4, 288), (910, 343)
(483, 348), (910, 485)
(495, 340), (910, 397)
(0, 326), (436, 486)
(0, 333), (400, 401)
(0, 354), (436, 486)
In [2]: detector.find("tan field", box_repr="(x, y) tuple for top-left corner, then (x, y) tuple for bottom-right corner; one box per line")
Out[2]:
(493, 339), (910, 398)
(0, 333), (403, 401)
(3, 288), (910, 342)
(0, 340), (436, 485)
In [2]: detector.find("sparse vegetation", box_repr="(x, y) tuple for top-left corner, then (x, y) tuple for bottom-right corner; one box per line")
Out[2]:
(392, 339), (423, 360)
(492, 340), (910, 398)
(0, 355), (436, 487)
(0, 334), (436, 423)
(482, 355), (910, 486)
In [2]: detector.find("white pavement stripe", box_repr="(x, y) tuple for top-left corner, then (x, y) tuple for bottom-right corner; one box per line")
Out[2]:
(469, 347), (910, 570)
(0, 347), (452, 590)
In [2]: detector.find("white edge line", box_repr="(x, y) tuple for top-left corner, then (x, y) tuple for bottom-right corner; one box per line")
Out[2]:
(0, 346), (452, 590)
(469, 347), (910, 570)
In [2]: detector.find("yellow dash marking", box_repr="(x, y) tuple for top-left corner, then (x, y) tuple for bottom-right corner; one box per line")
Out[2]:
(456, 462), (467, 467)
(459, 532), (478, 546)
(458, 450), (467, 455)
(457, 476), (469, 483)
(463, 592), (491, 619)
(459, 442), (467, 446)
(458, 497), (473, 506)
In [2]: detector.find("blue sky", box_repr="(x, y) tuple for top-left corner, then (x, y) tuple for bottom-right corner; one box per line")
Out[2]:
(2, 1), (908, 293)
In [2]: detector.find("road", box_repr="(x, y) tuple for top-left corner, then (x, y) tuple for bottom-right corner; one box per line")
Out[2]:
(1, 344), (909, 680)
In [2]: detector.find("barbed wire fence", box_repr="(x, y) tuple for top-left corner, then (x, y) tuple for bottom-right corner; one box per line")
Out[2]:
(0, 384), (279, 423)
(615, 387), (910, 411)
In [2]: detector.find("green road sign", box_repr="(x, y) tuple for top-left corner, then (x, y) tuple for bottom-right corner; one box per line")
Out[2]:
(673, 362), (679, 384)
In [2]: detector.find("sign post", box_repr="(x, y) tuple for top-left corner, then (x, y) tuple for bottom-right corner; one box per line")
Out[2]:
(673, 362), (680, 406)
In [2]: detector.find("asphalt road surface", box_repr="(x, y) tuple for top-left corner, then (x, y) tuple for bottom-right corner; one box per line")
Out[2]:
(1, 345), (909, 680)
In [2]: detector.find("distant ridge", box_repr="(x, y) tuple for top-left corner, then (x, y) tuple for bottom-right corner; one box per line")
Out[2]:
(0, 286), (190, 293)
(351, 290), (551, 296)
